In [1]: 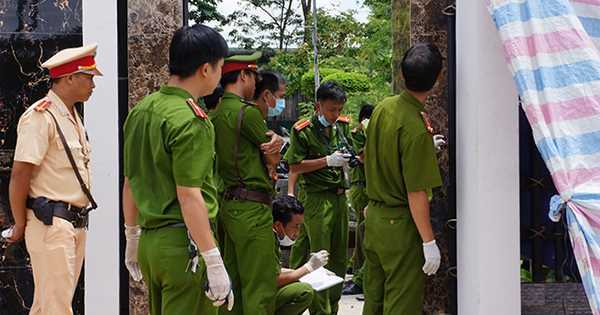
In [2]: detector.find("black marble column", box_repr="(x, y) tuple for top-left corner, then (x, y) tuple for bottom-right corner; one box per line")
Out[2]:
(0, 1), (83, 314)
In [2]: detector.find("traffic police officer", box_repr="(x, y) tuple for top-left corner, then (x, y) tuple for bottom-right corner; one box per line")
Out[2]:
(7, 44), (101, 314)
(363, 43), (444, 314)
(122, 25), (233, 315)
(211, 51), (283, 315)
(284, 81), (352, 314)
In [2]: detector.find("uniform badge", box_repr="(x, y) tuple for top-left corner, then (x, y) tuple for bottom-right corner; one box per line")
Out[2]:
(294, 119), (311, 131)
(336, 115), (351, 124)
(33, 98), (52, 112)
(186, 98), (208, 120)
(420, 111), (435, 135)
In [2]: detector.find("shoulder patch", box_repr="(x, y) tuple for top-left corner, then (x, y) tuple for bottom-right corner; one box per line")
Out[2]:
(33, 98), (52, 112)
(337, 115), (351, 124)
(420, 111), (435, 134)
(241, 100), (258, 107)
(294, 119), (311, 131)
(186, 98), (208, 120)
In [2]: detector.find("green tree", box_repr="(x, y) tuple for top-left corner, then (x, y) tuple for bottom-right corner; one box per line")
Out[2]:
(188, 0), (225, 24)
(226, 0), (303, 50)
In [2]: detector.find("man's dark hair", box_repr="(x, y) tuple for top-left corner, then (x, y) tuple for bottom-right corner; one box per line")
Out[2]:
(316, 81), (346, 103)
(358, 104), (374, 122)
(401, 43), (443, 92)
(169, 24), (228, 79)
(272, 195), (304, 225)
(254, 71), (284, 100)
(203, 85), (224, 110)
(220, 70), (241, 87)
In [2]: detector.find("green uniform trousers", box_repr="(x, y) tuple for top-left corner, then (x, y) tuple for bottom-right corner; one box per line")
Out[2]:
(138, 226), (216, 315)
(362, 204), (424, 315)
(219, 199), (279, 315)
(275, 282), (315, 315)
(349, 184), (368, 288)
(289, 190), (348, 315)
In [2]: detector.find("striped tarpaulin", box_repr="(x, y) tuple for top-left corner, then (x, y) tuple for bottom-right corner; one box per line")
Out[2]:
(488, 0), (600, 312)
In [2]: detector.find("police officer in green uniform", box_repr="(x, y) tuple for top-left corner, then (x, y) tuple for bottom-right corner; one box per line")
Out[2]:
(271, 195), (327, 315)
(122, 25), (234, 315)
(211, 51), (284, 315)
(284, 81), (352, 315)
(342, 104), (374, 297)
(363, 43), (444, 315)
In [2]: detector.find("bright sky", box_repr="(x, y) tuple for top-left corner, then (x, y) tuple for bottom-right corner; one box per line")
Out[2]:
(198, 0), (371, 46)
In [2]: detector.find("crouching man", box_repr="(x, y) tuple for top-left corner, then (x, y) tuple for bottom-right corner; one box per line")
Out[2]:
(272, 195), (330, 315)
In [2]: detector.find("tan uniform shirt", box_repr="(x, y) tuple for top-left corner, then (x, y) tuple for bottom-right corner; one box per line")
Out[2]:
(14, 90), (92, 208)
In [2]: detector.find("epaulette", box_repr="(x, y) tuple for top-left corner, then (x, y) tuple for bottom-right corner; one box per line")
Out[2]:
(186, 98), (208, 120)
(420, 111), (435, 135)
(33, 98), (52, 112)
(241, 100), (257, 107)
(337, 115), (351, 124)
(294, 119), (311, 131)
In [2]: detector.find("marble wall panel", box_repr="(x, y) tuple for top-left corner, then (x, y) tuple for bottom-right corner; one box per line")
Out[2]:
(0, 0), (83, 314)
(127, 1), (183, 314)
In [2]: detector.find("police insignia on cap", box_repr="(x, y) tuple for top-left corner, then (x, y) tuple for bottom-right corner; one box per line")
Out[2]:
(186, 98), (208, 120)
(41, 44), (103, 78)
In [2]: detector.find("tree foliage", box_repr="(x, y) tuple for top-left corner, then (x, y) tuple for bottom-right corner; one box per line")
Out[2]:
(225, 0), (303, 50)
(188, 0), (225, 24)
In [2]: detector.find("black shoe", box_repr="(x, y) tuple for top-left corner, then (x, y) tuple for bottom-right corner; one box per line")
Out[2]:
(356, 294), (365, 301)
(342, 282), (363, 295)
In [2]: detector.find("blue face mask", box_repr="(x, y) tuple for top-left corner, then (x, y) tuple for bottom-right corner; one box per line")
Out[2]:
(268, 98), (286, 117)
(318, 114), (332, 127)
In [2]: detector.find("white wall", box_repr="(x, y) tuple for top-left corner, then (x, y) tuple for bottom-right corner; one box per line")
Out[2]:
(82, 1), (121, 314)
(456, 1), (521, 314)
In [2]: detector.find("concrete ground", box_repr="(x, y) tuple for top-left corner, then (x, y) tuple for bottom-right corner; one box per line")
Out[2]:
(303, 274), (365, 315)
(302, 295), (364, 315)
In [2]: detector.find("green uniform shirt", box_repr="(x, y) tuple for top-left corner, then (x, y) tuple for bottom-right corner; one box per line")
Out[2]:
(364, 91), (442, 209)
(124, 86), (219, 229)
(350, 126), (366, 185)
(211, 92), (273, 193)
(274, 233), (282, 271)
(284, 116), (351, 193)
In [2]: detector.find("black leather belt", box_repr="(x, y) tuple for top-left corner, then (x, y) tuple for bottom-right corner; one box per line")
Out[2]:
(223, 186), (272, 205)
(27, 197), (89, 228)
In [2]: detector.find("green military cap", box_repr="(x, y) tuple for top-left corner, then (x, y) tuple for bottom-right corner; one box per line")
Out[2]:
(222, 51), (262, 75)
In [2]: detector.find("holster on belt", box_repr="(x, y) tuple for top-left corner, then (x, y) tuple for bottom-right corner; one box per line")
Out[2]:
(223, 186), (272, 205)
(27, 197), (89, 228)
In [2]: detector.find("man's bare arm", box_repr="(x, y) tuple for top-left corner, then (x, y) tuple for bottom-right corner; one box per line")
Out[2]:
(176, 186), (216, 251)
(407, 191), (435, 242)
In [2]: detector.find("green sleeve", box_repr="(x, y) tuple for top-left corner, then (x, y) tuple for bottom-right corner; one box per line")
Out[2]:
(284, 129), (307, 165)
(401, 132), (442, 192)
(169, 119), (213, 187)
(351, 129), (366, 154)
(241, 106), (270, 145)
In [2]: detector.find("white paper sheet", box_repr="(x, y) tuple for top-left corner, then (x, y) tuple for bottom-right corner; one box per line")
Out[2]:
(299, 267), (344, 292)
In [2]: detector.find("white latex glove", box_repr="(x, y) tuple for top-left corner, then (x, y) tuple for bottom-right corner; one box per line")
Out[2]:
(201, 247), (234, 310)
(1, 227), (13, 239)
(422, 240), (441, 276)
(326, 151), (350, 167)
(124, 224), (143, 281)
(304, 250), (329, 272)
(433, 134), (446, 152)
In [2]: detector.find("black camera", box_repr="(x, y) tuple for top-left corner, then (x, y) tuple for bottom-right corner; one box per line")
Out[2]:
(338, 146), (361, 168)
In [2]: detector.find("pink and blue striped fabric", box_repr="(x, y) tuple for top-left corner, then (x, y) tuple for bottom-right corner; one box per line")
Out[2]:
(488, 0), (600, 312)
